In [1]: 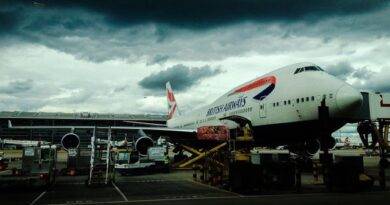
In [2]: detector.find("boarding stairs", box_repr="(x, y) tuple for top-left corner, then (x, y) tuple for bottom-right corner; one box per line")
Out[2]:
(87, 127), (116, 186)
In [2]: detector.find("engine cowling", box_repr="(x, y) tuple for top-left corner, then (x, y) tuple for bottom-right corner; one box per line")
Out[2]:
(304, 139), (320, 155)
(135, 136), (154, 156)
(61, 133), (80, 150)
(289, 139), (321, 156)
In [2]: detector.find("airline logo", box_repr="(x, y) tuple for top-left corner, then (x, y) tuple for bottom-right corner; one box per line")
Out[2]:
(229, 76), (276, 101)
(206, 96), (247, 116)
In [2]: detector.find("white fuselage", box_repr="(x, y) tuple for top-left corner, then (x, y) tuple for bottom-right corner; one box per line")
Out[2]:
(167, 62), (362, 143)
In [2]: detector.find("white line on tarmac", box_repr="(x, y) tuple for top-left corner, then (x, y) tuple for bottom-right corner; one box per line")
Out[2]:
(30, 190), (47, 205)
(112, 181), (128, 202)
(47, 195), (240, 205)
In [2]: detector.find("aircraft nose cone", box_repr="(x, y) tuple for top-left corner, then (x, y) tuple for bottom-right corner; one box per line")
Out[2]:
(336, 85), (363, 112)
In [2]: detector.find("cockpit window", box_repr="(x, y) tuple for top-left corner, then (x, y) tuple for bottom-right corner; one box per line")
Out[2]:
(294, 66), (323, 74)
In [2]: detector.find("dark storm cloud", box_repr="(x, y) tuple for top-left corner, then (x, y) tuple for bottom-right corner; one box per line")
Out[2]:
(367, 83), (390, 93)
(22, 0), (389, 28)
(1, 0), (388, 34)
(325, 61), (379, 82)
(352, 68), (390, 93)
(325, 61), (354, 80)
(0, 79), (34, 94)
(325, 61), (389, 93)
(0, 0), (389, 63)
(351, 67), (375, 79)
(139, 64), (223, 92)
(146, 54), (170, 66)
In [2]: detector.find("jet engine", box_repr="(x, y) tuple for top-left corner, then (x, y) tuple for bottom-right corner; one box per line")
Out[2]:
(289, 139), (321, 156)
(304, 139), (320, 155)
(61, 133), (80, 150)
(135, 136), (154, 156)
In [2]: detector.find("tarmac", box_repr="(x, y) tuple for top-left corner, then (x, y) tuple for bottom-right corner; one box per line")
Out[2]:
(0, 149), (390, 205)
(0, 169), (389, 205)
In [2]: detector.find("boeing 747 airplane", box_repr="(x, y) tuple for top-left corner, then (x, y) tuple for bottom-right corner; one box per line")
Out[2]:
(8, 62), (363, 155)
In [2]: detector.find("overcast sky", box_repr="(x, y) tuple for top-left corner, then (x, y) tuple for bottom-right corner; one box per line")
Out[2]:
(1, 0), (390, 116)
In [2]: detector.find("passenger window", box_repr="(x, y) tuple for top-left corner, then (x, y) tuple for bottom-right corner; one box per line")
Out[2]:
(329, 93), (333, 99)
(276, 102), (279, 106)
(301, 98), (304, 102)
(273, 103), (275, 107)
(284, 101), (286, 105)
(306, 97), (309, 101)
(296, 99), (299, 103)
(288, 100), (291, 105)
(311, 96), (315, 101)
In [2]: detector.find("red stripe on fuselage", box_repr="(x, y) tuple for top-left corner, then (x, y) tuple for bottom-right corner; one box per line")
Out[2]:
(231, 76), (276, 95)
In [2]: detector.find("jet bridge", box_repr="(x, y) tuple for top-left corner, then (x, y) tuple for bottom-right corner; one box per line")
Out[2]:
(350, 91), (390, 189)
(350, 91), (390, 121)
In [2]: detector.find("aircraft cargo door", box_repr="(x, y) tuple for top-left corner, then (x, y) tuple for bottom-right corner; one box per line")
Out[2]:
(259, 103), (266, 118)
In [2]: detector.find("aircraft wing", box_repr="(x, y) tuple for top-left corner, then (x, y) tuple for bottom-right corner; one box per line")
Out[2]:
(110, 126), (195, 133)
(8, 120), (194, 132)
(8, 120), (197, 142)
(112, 126), (197, 142)
(123, 120), (167, 127)
(0, 138), (51, 147)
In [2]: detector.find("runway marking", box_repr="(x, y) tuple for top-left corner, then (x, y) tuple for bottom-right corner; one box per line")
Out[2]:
(112, 181), (128, 202)
(46, 195), (240, 205)
(116, 179), (168, 183)
(30, 190), (47, 205)
(56, 182), (85, 185)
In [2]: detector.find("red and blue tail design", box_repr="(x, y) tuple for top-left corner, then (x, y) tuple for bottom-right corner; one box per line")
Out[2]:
(166, 82), (179, 119)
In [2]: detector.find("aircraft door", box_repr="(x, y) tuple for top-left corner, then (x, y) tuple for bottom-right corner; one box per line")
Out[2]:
(259, 103), (266, 118)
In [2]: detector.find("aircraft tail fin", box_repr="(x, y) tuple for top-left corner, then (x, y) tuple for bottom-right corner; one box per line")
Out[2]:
(166, 82), (179, 119)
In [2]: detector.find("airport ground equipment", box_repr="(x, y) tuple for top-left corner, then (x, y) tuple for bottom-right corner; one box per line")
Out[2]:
(65, 148), (90, 176)
(331, 155), (373, 191)
(147, 145), (170, 171)
(377, 119), (390, 190)
(352, 92), (390, 189)
(115, 136), (171, 175)
(191, 99), (357, 193)
(87, 127), (116, 186)
(177, 142), (227, 168)
(0, 145), (57, 187)
(115, 145), (170, 175)
(0, 151), (9, 171)
(191, 124), (296, 192)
